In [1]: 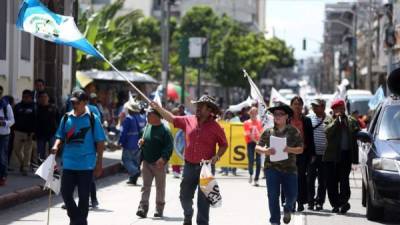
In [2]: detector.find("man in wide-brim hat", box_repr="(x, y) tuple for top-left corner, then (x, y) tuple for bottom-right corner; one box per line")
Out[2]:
(150, 95), (228, 225)
(268, 101), (294, 117)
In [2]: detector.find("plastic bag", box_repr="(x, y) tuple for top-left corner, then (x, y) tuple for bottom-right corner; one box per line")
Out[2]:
(199, 161), (222, 207)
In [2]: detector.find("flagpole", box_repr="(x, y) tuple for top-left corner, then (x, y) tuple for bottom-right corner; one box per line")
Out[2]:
(96, 51), (151, 103)
(47, 189), (52, 225)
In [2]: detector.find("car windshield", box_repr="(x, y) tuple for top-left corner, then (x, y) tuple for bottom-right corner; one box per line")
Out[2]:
(348, 99), (371, 115)
(378, 105), (400, 140)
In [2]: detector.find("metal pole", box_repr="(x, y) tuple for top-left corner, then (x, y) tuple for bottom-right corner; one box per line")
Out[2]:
(367, 0), (373, 91)
(353, 5), (358, 89)
(197, 66), (201, 98)
(181, 65), (186, 104)
(161, 0), (170, 104)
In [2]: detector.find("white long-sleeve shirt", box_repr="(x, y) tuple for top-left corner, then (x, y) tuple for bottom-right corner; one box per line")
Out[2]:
(0, 104), (15, 135)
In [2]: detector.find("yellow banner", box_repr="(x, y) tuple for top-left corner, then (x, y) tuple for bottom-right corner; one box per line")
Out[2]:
(169, 121), (250, 168)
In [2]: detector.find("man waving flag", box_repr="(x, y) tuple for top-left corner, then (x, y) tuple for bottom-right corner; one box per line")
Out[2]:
(17, 0), (101, 58)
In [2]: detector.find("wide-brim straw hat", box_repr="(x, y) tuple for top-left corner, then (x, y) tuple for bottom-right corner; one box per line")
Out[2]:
(191, 95), (219, 112)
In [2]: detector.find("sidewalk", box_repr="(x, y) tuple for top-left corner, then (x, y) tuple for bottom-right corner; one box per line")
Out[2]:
(0, 149), (122, 210)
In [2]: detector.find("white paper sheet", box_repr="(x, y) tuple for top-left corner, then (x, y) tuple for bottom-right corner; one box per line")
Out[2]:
(35, 154), (61, 194)
(269, 136), (288, 162)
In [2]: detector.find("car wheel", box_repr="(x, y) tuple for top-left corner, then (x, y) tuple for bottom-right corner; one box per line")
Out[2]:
(362, 182), (366, 207)
(366, 186), (384, 221)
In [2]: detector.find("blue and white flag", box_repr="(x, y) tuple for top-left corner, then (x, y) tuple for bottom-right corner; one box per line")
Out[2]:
(368, 86), (385, 110)
(17, 0), (101, 58)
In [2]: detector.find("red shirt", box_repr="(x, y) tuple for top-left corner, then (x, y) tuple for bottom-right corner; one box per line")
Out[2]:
(243, 119), (263, 144)
(173, 115), (228, 164)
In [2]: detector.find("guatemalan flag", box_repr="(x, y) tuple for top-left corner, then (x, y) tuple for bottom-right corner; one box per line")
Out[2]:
(16, 0), (101, 58)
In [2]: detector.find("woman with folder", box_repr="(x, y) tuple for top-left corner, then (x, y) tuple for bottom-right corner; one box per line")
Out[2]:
(255, 102), (304, 225)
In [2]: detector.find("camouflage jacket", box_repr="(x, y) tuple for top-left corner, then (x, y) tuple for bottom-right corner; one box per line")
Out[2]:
(258, 125), (303, 174)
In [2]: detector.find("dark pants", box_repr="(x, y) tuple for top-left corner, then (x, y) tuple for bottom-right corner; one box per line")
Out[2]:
(266, 168), (298, 224)
(90, 179), (97, 202)
(61, 169), (93, 225)
(325, 151), (352, 208)
(307, 155), (327, 205)
(247, 142), (261, 181)
(180, 162), (213, 225)
(296, 155), (309, 205)
(0, 135), (10, 178)
(36, 137), (55, 161)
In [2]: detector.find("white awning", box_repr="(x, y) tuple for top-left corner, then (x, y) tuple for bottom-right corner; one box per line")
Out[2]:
(78, 70), (158, 84)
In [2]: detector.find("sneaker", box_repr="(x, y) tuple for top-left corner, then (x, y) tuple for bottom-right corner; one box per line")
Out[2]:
(307, 203), (314, 211)
(248, 176), (253, 184)
(254, 180), (259, 186)
(127, 176), (137, 185)
(297, 204), (304, 212)
(136, 209), (147, 218)
(332, 207), (339, 213)
(315, 203), (323, 211)
(283, 210), (291, 224)
(154, 211), (163, 217)
(91, 199), (99, 208)
(183, 221), (192, 225)
(61, 204), (66, 210)
(340, 203), (350, 214)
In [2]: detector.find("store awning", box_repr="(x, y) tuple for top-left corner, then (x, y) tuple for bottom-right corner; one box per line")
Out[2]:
(77, 70), (159, 84)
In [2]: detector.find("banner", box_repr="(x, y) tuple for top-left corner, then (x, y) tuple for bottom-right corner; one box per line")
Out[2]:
(169, 121), (251, 168)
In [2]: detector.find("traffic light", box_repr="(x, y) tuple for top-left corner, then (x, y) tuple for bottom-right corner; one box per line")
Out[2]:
(303, 38), (307, 51)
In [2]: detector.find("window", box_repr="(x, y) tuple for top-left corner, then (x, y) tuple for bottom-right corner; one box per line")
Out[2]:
(378, 105), (400, 140)
(0, 1), (6, 60)
(20, 32), (31, 61)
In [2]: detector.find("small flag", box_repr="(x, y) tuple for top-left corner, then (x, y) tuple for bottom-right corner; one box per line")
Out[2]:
(270, 88), (289, 106)
(35, 154), (61, 194)
(368, 86), (385, 110)
(243, 70), (273, 129)
(17, 0), (101, 58)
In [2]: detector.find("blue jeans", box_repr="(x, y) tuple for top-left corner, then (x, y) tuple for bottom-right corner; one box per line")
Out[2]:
(0, 135), (10, 178)
(266, 168), (298, 224)
(61, 169), (93, 225)
(180, 162), (213, 225)
(36, 137), (55, 160)
(247, 142), (261, 180)
(121, 149), (141, 177)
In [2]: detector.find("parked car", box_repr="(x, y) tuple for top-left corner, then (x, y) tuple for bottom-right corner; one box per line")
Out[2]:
(346, 89), (373, 115)
(357, 95), (400, 221)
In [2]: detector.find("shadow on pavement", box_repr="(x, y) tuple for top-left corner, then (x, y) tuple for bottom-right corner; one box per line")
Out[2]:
(151, 216), (184, 222)
(302, 211), (332, 217)
(0, 173), (127, 225)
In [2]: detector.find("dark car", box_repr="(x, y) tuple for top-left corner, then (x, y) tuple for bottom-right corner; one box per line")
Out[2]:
(357, 95), (400, 221)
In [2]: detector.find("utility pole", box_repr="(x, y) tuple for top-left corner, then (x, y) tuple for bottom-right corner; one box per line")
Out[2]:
(161, 0), (171, 104)
(352, 4), (358, 89)
(367, 0), (373, 91)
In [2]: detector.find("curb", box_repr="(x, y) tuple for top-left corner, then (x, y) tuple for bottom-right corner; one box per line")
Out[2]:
(0, 162), (122, 210)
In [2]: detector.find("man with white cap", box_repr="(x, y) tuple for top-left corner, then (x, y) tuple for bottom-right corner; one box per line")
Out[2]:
(119, 98), (146, 185)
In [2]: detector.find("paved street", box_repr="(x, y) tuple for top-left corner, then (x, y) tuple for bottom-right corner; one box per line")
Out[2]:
(0, 169), (398, 225)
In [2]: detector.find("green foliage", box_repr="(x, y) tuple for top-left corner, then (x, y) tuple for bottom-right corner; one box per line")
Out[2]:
(76, 3), (295, 86)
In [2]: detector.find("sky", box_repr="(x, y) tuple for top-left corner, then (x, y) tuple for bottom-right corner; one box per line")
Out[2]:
(265, 0), (355, 60)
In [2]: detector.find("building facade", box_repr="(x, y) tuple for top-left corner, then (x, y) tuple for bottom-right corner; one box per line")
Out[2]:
(0, 0), (73, 104)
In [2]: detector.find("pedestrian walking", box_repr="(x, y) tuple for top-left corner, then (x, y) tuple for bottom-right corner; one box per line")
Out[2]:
(324, 99), (360, 214)
(289, 96), (315, 211)
(119, 98), (146, 185)
(35, 91), (59, 162)
(243, 107), (263, 186)
(136, 108), (173, 218)
(0, 86), (14, 186)
(51, 89), (106, 225)
(11, 90), (35, 176)
(307, 99), (330, 211)
(150, 95), (228, 225)
(255, 102), (303, 225)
